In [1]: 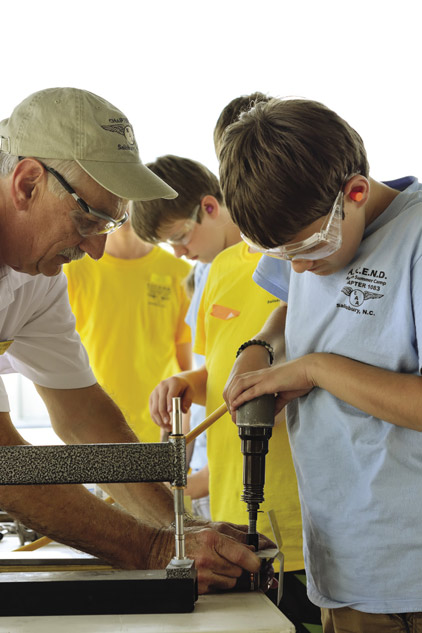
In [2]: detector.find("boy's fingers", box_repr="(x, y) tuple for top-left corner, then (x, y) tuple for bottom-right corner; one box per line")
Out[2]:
(181, 392), (192, 414)
(155, 389), (168, 426)
(149, 383), (173, 428)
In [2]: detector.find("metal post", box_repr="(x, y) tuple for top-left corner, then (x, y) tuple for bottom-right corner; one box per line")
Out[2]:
(166, 397), (195, 576)
(172, 397), (186, 560)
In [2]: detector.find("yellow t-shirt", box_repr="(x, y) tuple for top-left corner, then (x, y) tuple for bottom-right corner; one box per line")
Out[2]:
(65, 248), (191, 442)
(194, 242), (304, 571)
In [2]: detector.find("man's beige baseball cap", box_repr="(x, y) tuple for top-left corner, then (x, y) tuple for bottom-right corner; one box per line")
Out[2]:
(0, 87), (178, 201)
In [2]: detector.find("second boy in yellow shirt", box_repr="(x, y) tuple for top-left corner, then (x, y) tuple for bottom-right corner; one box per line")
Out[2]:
(65, 220), (191, 442)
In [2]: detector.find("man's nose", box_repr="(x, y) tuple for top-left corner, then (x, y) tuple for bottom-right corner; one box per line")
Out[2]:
(291, 259), (314, 274)
(79, 234), (107, 260)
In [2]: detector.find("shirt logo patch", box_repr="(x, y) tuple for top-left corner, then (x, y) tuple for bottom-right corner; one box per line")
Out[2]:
(210, 304), (240, 320)
(336, 267), (387, 316)
(147, 274), (171, 308)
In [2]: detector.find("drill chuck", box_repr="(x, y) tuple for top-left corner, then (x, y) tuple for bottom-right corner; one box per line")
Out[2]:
(238, 425), (273, 507)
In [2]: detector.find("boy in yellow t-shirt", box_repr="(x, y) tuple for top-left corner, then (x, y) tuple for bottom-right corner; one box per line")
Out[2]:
(131, 154), (242, 518)
(65, 219), (192, 442)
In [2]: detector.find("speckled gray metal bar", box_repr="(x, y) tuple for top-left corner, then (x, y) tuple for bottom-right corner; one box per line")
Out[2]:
(169, 435), (187, 487)
(0, 441), (186, 486)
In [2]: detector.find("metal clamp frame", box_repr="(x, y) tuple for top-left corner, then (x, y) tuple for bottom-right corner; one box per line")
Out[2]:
(0, 398), (192, 571)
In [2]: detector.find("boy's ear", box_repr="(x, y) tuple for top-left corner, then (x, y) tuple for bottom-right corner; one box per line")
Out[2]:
(11, 158), (45, 210)
(344, 175), (369, 205)
(200, 195), (220, 218)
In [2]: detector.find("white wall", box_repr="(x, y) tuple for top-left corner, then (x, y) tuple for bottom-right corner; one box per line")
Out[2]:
(2, 0), (421, 428)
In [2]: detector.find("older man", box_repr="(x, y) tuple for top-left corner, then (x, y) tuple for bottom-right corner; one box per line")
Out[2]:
(0, 87), (263, 594)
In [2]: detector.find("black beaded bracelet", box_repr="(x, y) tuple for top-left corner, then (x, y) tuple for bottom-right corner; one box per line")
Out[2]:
(235, 339), (274, 365)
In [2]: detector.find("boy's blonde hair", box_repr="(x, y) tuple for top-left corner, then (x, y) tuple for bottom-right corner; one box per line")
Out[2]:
(219, 98), (369, 249)
(131, 154), (223, 243)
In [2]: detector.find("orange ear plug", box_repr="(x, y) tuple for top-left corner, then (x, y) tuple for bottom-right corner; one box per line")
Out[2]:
(350, 190), (363, 202)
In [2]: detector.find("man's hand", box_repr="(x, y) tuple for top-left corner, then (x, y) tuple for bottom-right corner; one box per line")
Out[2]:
(148, 521), (275, 594)
(149, 376), (194, 432)
(204, 519), (275, 551)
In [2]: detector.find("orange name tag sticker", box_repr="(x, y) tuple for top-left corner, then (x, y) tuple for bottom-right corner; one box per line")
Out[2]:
(210, 304), (240, 320)
(0, 340), (13, 355)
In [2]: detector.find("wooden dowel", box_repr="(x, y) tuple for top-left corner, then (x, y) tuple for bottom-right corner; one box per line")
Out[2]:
(13, 536), (52, 552)
(185, 403), (228, 445)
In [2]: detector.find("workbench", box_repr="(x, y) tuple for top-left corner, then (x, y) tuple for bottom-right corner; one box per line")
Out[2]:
(0, 592), (294, 632)
(0, 535), (294, 632)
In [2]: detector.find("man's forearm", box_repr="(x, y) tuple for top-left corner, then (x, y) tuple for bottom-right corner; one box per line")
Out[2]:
(100, 481), (175, 526)
(0, 479), (171, 568)
(0, 410), (172, 564)
(36, 383), (175, 526)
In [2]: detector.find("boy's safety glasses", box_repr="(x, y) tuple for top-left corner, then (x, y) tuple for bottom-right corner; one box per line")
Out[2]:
(162, 205), (200, 246)
(242, 187), (344, 261)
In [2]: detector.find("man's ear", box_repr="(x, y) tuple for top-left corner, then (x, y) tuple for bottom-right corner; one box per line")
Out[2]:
(200, 194), (220, 218)
(344, 174), (370, 205)
(10, 158), (46, 210)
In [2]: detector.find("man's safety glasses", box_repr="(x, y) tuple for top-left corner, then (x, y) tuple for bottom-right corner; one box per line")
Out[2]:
(40, 162), (129, 237)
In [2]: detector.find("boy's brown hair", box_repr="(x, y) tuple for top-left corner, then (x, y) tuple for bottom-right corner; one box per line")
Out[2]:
(131, 155), (223, 243)
(213, 91), (272, 158)
(219, 98), (369, 249)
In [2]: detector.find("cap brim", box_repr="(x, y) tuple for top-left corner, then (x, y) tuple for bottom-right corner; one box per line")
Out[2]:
(77, 159), (178, 201)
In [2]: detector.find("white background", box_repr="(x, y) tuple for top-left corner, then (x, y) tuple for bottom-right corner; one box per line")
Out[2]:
(2, 0), (421, 432)
(2, 0), (421, 179)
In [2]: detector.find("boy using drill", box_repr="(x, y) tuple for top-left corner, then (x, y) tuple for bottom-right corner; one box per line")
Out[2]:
(220, 97), (422, 632)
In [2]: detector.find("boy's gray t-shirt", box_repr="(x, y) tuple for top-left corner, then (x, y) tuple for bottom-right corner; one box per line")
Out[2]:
(253, 177), (422, 612)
